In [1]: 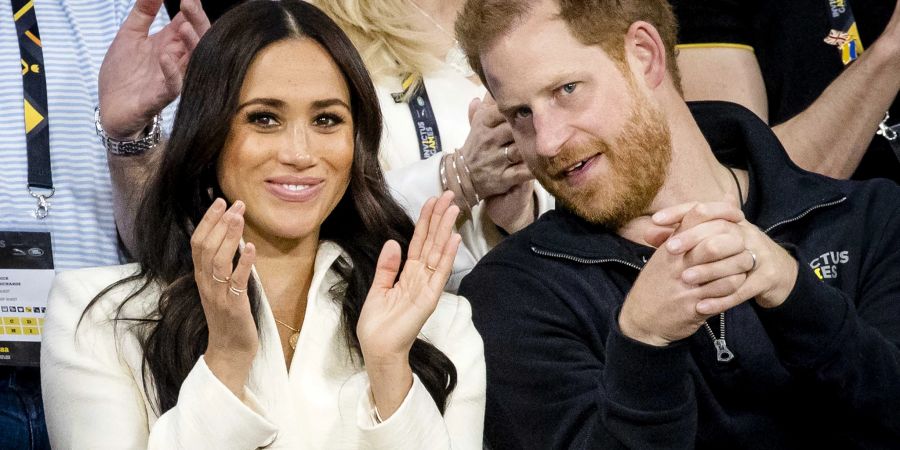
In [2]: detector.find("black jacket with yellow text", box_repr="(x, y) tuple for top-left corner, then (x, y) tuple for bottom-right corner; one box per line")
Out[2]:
(460, 102), (900, 449)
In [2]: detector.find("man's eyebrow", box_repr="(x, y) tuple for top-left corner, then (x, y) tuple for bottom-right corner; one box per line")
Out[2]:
(497, 102), (526, 117)
(495, 72), (582, 117)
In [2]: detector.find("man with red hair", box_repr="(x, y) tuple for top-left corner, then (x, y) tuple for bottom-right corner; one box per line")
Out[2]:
(456, 0), (900, 448)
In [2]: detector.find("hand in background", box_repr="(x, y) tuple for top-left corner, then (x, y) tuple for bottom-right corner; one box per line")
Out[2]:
(458, 94), (533, 198)
(358, 191), (461, 419)
(98, 0), (210, 139)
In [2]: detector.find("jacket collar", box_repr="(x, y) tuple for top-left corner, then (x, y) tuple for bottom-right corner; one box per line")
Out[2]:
(529, 101), (847, 261)
(689, 101), (846, 231)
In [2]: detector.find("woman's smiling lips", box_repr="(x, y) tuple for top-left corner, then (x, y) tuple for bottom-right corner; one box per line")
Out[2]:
(264, 176), (325, 202)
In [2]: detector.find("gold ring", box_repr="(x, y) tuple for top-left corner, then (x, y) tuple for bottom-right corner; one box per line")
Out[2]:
(747, 249), (758, 272)
(212, 273), (230, 284)
(425, 264), (438, 273)
(228, 285), (248, 296)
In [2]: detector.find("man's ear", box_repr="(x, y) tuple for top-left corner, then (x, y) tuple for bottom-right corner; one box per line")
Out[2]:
(625, 21), (667, 90)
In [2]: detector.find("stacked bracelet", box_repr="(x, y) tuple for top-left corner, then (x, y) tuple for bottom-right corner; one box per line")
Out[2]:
(455, 152), (481, 203)
(439, 151), (479, 217)
(454, 152), (481, 211)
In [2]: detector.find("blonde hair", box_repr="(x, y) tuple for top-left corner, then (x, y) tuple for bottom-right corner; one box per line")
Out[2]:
(312, 0), (442, 80)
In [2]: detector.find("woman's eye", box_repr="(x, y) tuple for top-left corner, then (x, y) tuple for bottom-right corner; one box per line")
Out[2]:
(247, 112), (279, 128)
(561, 83), (577, 94)
(313, 113), (345, 128)
(515, 107), (532, 119)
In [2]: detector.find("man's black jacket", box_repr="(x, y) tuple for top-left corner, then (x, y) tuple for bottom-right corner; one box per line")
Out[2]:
(459, 102), (900, 449)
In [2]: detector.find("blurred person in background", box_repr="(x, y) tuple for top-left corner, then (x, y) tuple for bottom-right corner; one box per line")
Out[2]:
(673, 0), (900, 183)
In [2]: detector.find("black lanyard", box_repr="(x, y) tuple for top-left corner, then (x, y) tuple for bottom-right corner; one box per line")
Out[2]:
(393, 74), (443, 160)
(11, 0), (53, 219)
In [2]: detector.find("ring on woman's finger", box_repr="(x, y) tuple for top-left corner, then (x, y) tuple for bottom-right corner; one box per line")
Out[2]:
(504, 146), (514, 164)
(425, 264), (438, 273)
(228, 285), (248, 296)
(746, 249), (758, 272)
(212, 273), (230, 284)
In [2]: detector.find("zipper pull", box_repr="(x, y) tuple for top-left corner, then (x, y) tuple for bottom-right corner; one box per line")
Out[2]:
(714, 339), (735, 362)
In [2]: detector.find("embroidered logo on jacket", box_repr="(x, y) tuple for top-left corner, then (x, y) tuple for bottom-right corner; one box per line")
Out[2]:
(809, 250), (849, 280)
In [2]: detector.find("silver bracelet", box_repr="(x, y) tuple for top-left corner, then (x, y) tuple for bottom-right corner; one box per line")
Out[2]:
(439, 153), (450, 191)
(451, 153), (475, 211)
(94, 106), (161, 156)
(456, 152), (481, 203)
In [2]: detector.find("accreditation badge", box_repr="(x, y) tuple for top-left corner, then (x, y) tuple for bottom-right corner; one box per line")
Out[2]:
(0, 231), (53, 366)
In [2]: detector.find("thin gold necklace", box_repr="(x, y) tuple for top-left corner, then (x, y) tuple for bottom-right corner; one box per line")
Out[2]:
(274, 318), (301, 350)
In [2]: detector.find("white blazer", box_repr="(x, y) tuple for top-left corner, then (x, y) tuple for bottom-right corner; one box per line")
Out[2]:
(40, 241), (486, 449)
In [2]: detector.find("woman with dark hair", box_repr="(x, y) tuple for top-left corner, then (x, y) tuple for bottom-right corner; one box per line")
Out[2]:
(39, 1), (485, 448)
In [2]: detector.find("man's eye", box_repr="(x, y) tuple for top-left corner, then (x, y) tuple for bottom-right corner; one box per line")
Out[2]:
(515, 107), (533, 119)
(561, 83), (577, 94)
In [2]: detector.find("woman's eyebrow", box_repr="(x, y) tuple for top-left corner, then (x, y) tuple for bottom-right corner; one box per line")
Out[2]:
(311, 98), (350, 110)
(236, 97), (286, 110)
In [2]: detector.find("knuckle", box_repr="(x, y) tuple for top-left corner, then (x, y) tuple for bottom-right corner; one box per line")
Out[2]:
(202, 240), (217, 253)
(212, 259), (231, 274)
(682, 301), (699, 319)
(718, 219), (737, 233)
(694, 203), (710, 218)
(703, 239), (721, 256)
(715, 296), (732, 312)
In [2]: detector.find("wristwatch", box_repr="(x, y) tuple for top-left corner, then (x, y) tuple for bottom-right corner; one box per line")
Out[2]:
(94, 106), (161, 156)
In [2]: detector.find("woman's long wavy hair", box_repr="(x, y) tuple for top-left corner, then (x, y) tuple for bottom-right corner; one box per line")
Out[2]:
(86, 0), (456, 415)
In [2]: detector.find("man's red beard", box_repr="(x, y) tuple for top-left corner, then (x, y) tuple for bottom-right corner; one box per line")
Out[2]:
(531, 95), (672, 229)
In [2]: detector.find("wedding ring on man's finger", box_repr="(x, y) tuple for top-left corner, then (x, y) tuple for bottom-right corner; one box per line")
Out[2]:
(504, 146), (515, 164)
(212, 273), (230, 284)
(228, 285), (248, 296)
(747, 249), (758, 272)
(425, 264), (438, 273)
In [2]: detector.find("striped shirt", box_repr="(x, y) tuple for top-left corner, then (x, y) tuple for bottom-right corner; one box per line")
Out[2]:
(0, 0), (169, 270)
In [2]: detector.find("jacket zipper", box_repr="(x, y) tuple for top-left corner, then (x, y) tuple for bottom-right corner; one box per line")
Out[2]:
(764, 197), (847, 234)
(529, 246), (643, 270)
